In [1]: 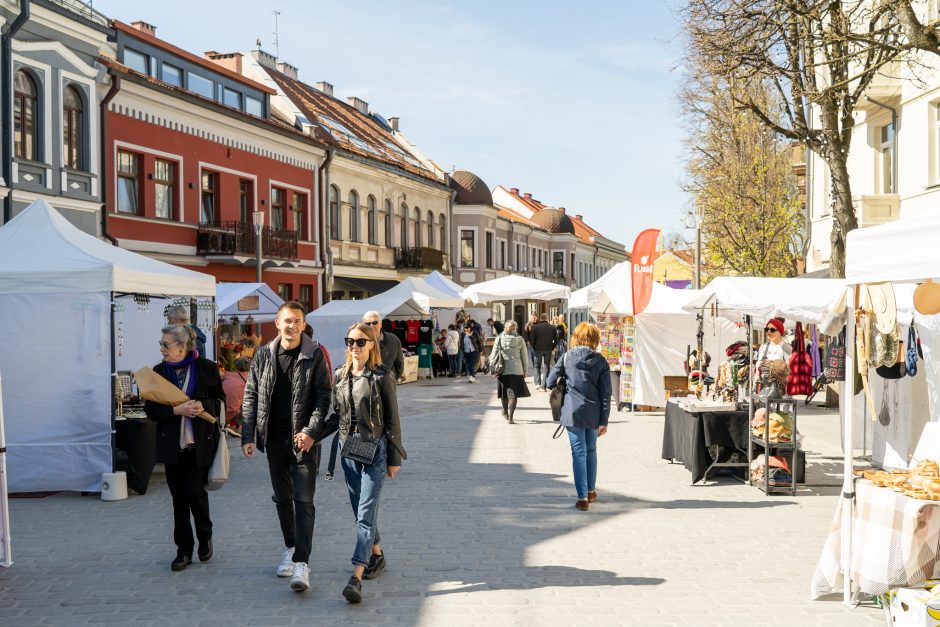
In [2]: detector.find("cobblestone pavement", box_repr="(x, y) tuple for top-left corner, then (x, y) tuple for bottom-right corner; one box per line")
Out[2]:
(0, 375), (881, 626)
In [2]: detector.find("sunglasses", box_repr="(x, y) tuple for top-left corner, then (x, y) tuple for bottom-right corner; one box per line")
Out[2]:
(344, 337), (372, 348)
(364, 321), (380, 326)
(764, 328), (779, 334)
(158, 341), (180, 349)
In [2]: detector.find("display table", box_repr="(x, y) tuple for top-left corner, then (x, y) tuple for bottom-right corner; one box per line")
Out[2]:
(114, 417), (156, 495)
(811, 478), (940, 598)
(661, 400), (749, 484)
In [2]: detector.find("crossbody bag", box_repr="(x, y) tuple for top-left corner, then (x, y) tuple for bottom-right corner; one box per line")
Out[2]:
(340, 374), (380, 465)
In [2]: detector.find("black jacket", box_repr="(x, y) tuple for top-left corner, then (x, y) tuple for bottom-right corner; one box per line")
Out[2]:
(530, 321), (557, 352)
(379, 331), (404, 380)
(145, 357), (224, 466)
(311, 365), (407, 466)
(459, 328), (483, 353)
(241, 335), (332, 452)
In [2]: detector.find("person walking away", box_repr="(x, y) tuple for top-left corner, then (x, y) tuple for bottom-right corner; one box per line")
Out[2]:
(490, 320), (529, 423)
(459, 322), (483, 382)
(530, 313), (557, 391)
(167, 303), (207, 358)
(524, 313), (538, 368)
(362, 310), (404, 382)
(445, 324), (461, 377)
(309, 323), (406, 604)
(144, 324), (224, 571)
(546, 322), (611, 511)
(553, 315), (568, 362)
(221, 357), (250, 436)
(241, 301), (332, 593)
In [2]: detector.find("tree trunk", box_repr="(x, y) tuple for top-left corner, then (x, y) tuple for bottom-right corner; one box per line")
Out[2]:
(825, 154), (858, 278)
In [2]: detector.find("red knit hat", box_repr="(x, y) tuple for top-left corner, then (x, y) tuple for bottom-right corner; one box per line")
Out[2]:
(765, 318), (785, 335)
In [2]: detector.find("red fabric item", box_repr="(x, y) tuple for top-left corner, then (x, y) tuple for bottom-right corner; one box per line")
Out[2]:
(405, 319), (420, 343)
(766, 318), (785, 335)
(631, 228), (660, 315)
(787, 321), (814, 396)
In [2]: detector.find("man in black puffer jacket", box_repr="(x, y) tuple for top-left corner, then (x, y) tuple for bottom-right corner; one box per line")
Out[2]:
(241, 301), (331, 593)
(529, 313), (558, 390)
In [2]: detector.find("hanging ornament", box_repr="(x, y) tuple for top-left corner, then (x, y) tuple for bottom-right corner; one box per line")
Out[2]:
(114, 300), (126, 357)
(134, 293), (150, 313)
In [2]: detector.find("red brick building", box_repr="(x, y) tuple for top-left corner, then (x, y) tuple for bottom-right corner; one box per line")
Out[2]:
(102, 21), (329, 312)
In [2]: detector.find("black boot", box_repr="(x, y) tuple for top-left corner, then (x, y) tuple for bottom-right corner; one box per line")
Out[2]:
(197, 539), (213, 562)
(171, 551), (192, 572)
(343, 575), (362, 603)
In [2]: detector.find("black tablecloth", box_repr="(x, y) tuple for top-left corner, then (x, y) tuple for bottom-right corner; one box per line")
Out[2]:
(115, 419), (156, 495)
(661, 403), (750, 483)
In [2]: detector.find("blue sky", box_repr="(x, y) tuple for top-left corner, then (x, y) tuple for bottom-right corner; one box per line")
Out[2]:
(94, 0), (687, 249)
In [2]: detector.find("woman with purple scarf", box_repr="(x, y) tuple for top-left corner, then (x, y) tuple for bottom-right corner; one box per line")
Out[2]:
(144, 324), (224, 572)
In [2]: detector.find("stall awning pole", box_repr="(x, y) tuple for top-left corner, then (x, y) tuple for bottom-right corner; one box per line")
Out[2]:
(746, 314), (753, 486)
(841, 286), (858, 606)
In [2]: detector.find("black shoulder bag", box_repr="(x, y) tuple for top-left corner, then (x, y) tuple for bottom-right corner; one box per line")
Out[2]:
(550, 353), (567, 439)
(341, 374), (380, 465)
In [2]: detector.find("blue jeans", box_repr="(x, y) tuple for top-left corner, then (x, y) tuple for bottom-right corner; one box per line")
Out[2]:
(447, 353), (459, 375)
(341, 436), (387, 567)
(534, 351), (553, 387)
(566, 427), (598, 499)
(462, 350), (479, 377)
(528, 344), (536, 368)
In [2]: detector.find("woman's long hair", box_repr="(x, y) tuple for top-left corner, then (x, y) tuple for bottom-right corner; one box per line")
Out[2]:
(340, 322), (382, 378)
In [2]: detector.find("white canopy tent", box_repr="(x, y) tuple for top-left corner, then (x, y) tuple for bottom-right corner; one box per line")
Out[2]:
(462, 274), (571, 303)
(0, 200), (215, 492)
(216, 282), (284, 324)
(422, 270), (465, 300)
(836, 213), (940, 606)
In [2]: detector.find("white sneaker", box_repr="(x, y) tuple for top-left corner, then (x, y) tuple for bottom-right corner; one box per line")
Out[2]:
(276, 547), (295, 577)
(469, 376), (476, 383)
(290, 561), (310, 592)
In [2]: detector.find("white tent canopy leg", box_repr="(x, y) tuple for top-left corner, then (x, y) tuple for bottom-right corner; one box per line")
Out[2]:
(841, 286), (857, 606)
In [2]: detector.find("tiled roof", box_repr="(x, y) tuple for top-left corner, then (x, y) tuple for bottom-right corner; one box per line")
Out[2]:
(262, 67), (443, 183)
(496, 207), (543, 230)
(663, 249), (695, 266)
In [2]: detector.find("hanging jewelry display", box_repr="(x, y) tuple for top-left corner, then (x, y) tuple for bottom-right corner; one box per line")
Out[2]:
(114, 300), (126, 357)
(195, 298), (217, 333)
(134, 293), (151, 313)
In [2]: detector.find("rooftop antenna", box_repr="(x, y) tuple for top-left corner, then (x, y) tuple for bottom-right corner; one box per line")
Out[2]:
(272, 10), (281, 60)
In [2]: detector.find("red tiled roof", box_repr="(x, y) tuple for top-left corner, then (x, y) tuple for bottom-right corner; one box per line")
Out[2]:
(262, 67), (442, 183)
(664, 249), (695, 266)
(114, 21), (276, 95)
(497, 207), (541, 229)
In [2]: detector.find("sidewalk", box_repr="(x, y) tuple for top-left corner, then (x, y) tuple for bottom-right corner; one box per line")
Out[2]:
(0, 375), (879, 626)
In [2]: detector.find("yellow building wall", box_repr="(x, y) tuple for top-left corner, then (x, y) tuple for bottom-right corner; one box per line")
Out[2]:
(654, 255), (693, 283)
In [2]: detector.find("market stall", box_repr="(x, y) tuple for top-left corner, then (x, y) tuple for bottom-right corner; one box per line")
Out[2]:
(0, 199), (216, 493)
(809, 211), (940, 611)
(216, 282), (284, 324)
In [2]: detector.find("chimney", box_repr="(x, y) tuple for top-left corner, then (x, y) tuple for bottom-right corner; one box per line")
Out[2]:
(510, 187), (519, 195)
(523, 193), (532, 200)
(276, 61), (298, 79)
(315, 81), (333, 97)
(347, 96), (369, 115)
(575, 214), (583, 221)
(251, 48), (278, 70)
(388, 117), (400, 131)
(205, 51), (243, 74)
(130, 20), (157, 35)
(559, 207), (566, 213)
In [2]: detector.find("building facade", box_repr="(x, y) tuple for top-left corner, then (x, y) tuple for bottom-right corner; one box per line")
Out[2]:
(0, 0), (113, 235)
(103, 21), (328, 310)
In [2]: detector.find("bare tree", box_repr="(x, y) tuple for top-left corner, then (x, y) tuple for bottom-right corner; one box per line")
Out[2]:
(684, 0), (898, 276)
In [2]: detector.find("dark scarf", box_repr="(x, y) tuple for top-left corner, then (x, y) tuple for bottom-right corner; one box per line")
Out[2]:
(162, 351), (199, 398)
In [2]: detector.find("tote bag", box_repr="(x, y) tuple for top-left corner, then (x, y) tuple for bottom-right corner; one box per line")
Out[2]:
(786, 321), (814, 397)
(206, 424), (230, 491)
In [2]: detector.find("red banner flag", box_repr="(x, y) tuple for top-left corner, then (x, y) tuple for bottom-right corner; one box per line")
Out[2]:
(631, 228), (661, 315)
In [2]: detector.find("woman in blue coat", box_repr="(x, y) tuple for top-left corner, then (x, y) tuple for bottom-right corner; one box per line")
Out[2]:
(546, 322), (611, 511)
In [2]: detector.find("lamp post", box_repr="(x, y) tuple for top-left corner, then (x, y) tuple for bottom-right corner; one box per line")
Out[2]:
(253, 210), (265, 284)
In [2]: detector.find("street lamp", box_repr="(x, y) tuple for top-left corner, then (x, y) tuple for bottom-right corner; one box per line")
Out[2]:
(253, 210), (265, 283)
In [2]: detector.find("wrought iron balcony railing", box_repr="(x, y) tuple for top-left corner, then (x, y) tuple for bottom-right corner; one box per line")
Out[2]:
(196, 221), (299, 261)
(394, 246), (445, 270)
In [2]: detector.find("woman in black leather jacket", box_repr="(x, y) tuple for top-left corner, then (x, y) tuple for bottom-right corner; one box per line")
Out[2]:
(312, 322), (406, 604)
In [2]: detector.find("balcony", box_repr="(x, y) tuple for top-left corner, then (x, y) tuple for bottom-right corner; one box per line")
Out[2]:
(394, 246), (445, 270)
(197, 221), (299, 261)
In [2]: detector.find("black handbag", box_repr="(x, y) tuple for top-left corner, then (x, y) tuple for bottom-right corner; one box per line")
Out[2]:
(824, 331), (847, 381)
(549, 353), (568, 439)
(340, 376), (380, 465)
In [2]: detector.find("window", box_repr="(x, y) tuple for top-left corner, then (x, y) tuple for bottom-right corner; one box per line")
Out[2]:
(116, 151), (140, 214)
(427, 210), (434, 247)
(500, 240), (506, 269)
(298, 284), (313, 313)
(162, 63), (183, 87)
(570, 253), (575, 279)
(329, 185), (340, 240)
(553, 251), (564, 276)
(460, 230), (475, 267)
(485, 232), (493, 269)
(292, 193), (306, 235)
(348, 190), (360, 241)
(277, 283), (292, 301)
(153, 159), (175, 219)
(239, 179), (253, 223)
(413, 207), (421, 247)
(271, 188), (285, 230)
(439, 213), (446, 251)
(384, 199), (392, 246)
(367, 196), (377, 245)
(200, 171), (218, 224)
(124, 48), (150, 75)
(246, 95), (263, 117)
(515, 244), (521, 270)
(13, 70), (37, 161)
(188, 72), (214, 99)
(222, 87), (241, 109)
(879, 122), (895, 194)
(63, 85), (83, 170)
(400, 203), (408, 248)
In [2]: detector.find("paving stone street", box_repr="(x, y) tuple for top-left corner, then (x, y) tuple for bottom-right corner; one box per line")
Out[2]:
(1, 376), (882, 626)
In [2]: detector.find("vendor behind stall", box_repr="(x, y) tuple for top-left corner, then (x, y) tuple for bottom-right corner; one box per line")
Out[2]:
(744, 318), (793, 398)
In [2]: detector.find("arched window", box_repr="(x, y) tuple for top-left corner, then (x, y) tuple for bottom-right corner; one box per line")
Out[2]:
(367, 195), (377, 245)
(13, 70), (38, 161)
(329, 185), (340, 240)
(399, 202), (408, 248)
(348, 190), (359, 241)
(63, 85), (83, 170)
(413, 207), (421, 247)
(439, 213), (447, 252)
(384, 199), (392, 247)
(427, 210), (434, 248)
